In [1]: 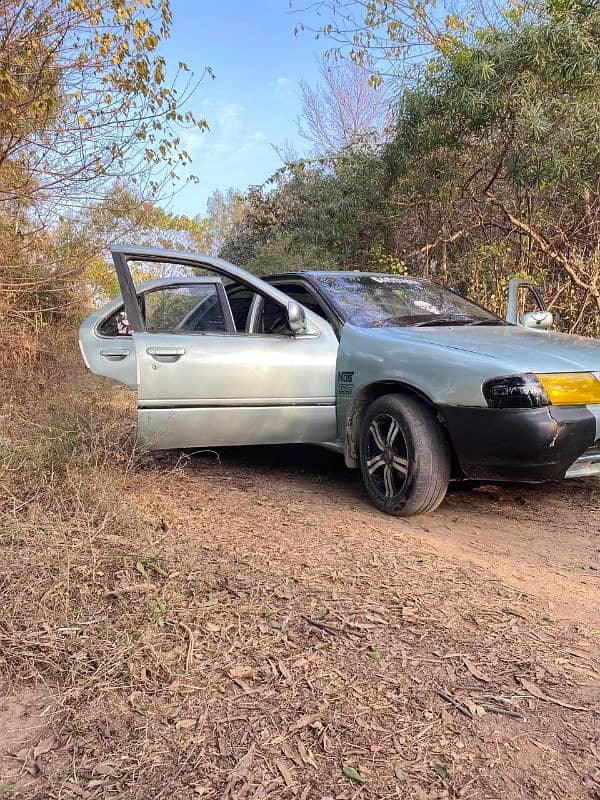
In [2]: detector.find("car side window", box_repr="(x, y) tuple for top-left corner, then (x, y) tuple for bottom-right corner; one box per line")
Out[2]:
(102, 255), (299, 337)
(224, 280), (292, 335)
(252, 298), (292, 335)
(271, 282), (328, 319)
(97, 285), (227, 336)
(143, 285), (226, 332)
(98, 307), (131, 337)
(225, 283), (256, 331)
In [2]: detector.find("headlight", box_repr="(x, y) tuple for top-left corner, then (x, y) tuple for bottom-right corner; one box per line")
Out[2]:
(483, 372), (600, 408)
(535, 372), (600, 405)
(483, 374), (550, 409)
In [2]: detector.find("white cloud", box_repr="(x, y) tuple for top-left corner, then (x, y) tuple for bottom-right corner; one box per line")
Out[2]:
(271, 76), (293, 97)
(215, 102), (243, 129)
(181, 101), (268, 168)
(181, 129), (205, 155)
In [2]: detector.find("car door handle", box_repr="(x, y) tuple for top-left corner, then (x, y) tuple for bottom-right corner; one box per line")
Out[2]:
(100, 348), (130, 360)
(146, 346), (186, 360)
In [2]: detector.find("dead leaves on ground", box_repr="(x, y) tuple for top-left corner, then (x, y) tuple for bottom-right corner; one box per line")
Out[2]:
(1, 475), (599, 800)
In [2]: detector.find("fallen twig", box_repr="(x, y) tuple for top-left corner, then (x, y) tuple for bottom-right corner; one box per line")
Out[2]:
(103, 583), (154, 598)
(179, 621), (195, 672)
(301, 614), (346, 636)
(518, 677), (596, 713)
(436, 689), (473, 718)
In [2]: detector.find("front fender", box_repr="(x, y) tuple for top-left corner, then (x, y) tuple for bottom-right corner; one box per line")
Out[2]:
(335, 323), (514, 464)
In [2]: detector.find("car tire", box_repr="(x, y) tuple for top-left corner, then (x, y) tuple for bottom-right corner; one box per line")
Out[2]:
(359, 393), (450, 517)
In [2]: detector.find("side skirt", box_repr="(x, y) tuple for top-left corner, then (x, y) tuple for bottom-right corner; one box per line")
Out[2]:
(137, 404), (338, 450)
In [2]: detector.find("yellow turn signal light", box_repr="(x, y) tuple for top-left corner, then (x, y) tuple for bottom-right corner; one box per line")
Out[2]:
(536, 372), (600, 406)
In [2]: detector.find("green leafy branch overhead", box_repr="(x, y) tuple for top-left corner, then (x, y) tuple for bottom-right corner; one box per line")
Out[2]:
(0, 0), (211, 210)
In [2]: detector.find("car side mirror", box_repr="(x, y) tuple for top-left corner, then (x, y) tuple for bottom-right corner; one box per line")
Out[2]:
(287, 300), (307, 334)
(521, 310), (553, 330)
(506, 278), (548, 325)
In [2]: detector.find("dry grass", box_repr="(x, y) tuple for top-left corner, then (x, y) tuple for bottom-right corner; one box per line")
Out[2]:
(0, 351), (598, 799)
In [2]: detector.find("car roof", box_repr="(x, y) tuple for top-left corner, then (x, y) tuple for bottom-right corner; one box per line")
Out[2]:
(263, 271), (422, 281)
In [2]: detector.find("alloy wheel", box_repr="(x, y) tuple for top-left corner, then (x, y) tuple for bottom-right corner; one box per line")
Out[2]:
(365, 413), (409, 499)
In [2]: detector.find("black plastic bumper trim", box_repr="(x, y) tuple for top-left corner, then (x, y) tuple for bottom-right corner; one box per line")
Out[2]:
(439, 404), (596, 482)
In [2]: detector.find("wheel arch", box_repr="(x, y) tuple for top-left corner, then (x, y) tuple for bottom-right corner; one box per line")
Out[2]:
(344, 380), (458, 472)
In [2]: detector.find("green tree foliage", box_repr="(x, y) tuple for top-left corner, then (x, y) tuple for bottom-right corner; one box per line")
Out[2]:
(57, 183), (212, 301)
(384, 0), (600, 329)
(218, 158), (389, 273)
(0, 0), (208, 368)
(226, 0), (600, 333)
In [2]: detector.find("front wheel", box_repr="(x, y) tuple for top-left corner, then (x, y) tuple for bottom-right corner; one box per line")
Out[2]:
(359, 394), (451, 517)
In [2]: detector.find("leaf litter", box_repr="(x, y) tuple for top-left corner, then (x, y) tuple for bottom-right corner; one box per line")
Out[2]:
(0, 441), (599, 799)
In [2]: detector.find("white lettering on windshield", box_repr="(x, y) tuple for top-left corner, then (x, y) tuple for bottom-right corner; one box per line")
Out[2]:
(414, 300), (440, 314)
(370, 276), (406, 284)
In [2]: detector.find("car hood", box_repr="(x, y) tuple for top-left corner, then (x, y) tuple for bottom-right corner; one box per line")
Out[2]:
(398, 325), (600, 373)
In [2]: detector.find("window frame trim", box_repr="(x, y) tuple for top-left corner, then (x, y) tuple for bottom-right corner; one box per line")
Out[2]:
(264, 276), (342, 339)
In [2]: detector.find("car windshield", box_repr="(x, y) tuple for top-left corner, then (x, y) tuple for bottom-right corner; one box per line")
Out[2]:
(315, 274), (504, 328)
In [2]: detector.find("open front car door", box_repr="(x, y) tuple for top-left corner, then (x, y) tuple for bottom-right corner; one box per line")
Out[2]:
(81, 245), (339, 449)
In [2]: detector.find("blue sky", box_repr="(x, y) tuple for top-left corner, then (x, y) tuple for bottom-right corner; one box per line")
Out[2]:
(160, 0), (329, 218)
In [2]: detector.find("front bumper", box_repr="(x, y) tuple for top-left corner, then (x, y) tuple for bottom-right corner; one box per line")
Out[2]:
(565, 443), (600, 478)
(440, 404), (599, 482)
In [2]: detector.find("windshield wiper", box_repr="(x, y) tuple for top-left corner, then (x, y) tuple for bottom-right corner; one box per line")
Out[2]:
(409, 315), (478, 327)
(370, 315), (411, 327)
(370, 314), (504, 328)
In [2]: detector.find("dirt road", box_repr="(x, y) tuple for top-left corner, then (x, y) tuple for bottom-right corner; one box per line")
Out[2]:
(2, 442), (599, 799)
(170, 444), (600, 627)
(131, 444), (599, 798)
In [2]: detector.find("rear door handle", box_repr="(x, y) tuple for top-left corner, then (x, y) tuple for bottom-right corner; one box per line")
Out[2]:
(100, 348), (130, 361)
